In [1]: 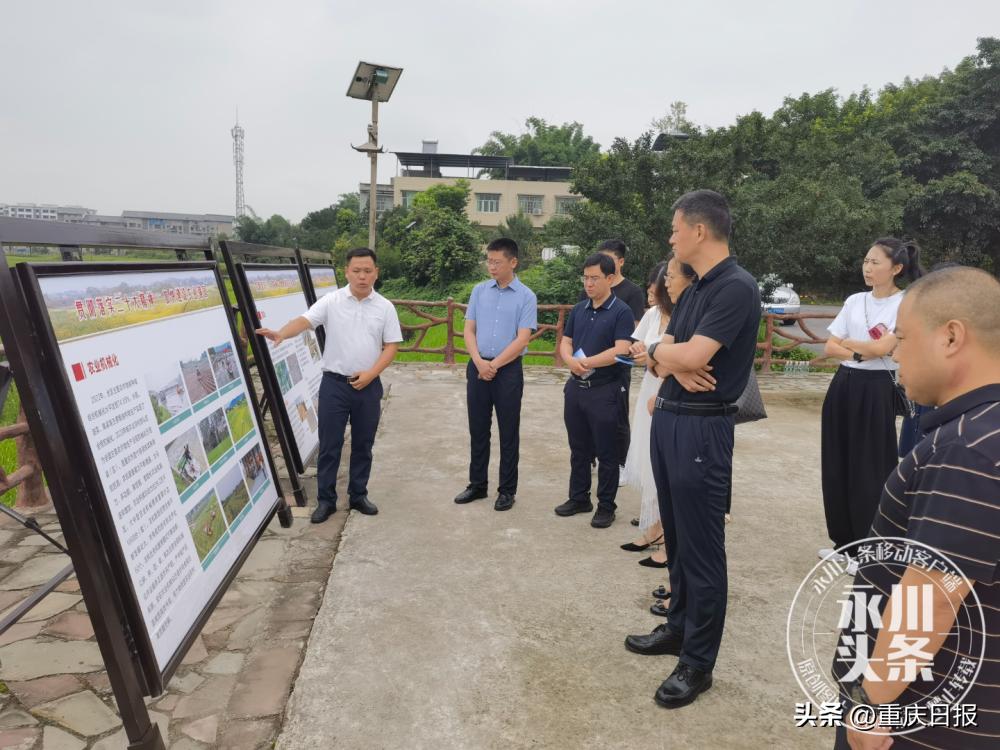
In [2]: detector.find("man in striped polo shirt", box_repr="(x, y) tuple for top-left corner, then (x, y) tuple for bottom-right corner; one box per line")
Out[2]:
(832, 267), (1000, 749)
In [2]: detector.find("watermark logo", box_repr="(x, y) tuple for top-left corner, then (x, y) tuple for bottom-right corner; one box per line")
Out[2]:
(786, 537), (986, 736)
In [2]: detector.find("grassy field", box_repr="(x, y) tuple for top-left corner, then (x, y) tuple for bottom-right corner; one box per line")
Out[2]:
(394, 306), (558, 366)
(225, 396), (253, 441)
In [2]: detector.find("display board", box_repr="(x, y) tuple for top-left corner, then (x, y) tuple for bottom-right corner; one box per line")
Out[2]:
(18, 263), (281, 686)
(306, 265), (338, 301)
(237, 265), (323, 473)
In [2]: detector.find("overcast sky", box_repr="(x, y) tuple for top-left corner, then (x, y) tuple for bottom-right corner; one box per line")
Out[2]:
(2, 1), (996, 222)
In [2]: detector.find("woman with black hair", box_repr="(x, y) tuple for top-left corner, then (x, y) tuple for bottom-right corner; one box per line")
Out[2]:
(819, 237), (925, 567)
(621, 255), (697, 569)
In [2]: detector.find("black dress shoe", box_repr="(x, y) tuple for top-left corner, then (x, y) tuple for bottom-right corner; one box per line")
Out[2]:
(654, 663), (713, 709)
(639, 556), (668, 568)
(310, 503), (336, 524)
(650, 601), (670, 617)
(349, 495), (378, 515)
(651, 586), (672, 600)
(454, 485), (488, 504)
(494, 493), (515, 511)
(624, 622), (683, 655)
(554, 499), (593, 516)
(590, 508), (615, 528)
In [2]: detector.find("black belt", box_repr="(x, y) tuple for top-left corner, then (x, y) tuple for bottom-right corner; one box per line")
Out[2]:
(571, 373), (619, 389)
(654, 398), (738, 416)
(325, 372), (354, 383)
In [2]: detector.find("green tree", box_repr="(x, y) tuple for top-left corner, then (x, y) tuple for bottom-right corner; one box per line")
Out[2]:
(492, 211), (539, 266)
(396, 180), (483, 287)
(474, 117), (601, 178)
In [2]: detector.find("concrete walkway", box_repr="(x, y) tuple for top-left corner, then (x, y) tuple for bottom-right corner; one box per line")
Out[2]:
(278, 364), (837, 750)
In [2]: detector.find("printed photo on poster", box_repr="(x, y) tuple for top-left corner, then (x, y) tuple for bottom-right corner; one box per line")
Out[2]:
(208, 342), (240, 390)
(216, 464), (252, 528)
(198, 408), (233, 468)
(165, 427), (209, 499)
(146, 367), (191, 431)
(185, 490), (228, 565)
(180, 350), (218, 404)
(225, 393), (253, 444)
(239, 444), (268, 498)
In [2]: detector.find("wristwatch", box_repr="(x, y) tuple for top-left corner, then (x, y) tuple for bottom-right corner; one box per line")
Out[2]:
(647, 341), (659, 361)
(853, 352), (864, 363)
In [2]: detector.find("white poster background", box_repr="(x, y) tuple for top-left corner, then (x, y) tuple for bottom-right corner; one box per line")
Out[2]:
(245, 268), (323, 465)
(38, 269), (279, 671)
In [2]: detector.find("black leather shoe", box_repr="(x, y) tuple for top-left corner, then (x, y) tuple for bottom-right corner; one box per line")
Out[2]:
(349, 495), (379, 515)
(650, 601), (670, 617)
(310, 503), (336, 524)
(554, 499), (593, 516)
(624, 623), (683, 655)
(590, 508), (615, 528)
(454, 485), (488, 504)
(494, 493), (515, 511)
(639, 556), (668, 568)
(654, 663), (713, 709)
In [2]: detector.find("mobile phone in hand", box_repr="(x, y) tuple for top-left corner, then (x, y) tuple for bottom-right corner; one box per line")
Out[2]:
(868, 323), (888, 340)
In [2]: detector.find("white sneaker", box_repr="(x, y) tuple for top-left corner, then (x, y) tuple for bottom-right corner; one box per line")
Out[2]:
(846, 557), (859, 576)
(619, 465), (627, 486)
(817, 547), (847, 564)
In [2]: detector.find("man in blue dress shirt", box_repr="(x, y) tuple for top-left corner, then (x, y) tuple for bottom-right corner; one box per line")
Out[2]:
(454, 238), (538, 511)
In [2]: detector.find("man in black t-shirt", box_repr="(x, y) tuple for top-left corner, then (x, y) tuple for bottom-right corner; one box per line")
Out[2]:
(624, 191), (760, 710)
(577, 240), (645, 473)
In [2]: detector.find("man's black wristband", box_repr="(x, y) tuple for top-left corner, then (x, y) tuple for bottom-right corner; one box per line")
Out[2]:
(853, 351), (864, 362)
(647, 341), (659, 361)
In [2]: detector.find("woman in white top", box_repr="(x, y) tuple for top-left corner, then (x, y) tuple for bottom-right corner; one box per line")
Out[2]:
(819, 237), (924, 564)
(620, 257), (696, 567)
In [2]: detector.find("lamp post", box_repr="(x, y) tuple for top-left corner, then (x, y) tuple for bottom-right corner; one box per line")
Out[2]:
(347, 61), (403, 250)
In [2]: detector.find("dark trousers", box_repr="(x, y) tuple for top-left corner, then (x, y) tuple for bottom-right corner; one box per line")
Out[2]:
(615, 366), (631, 466)
(564, 378), (621, 511)
(821, 367), (898, 553)
(651, 409), (733, 672)
(316, 373), (383, 508)
(466, 358), (524, 495)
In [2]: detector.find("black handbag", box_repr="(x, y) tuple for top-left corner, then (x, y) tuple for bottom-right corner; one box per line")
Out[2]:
(734, 369), (767, 425)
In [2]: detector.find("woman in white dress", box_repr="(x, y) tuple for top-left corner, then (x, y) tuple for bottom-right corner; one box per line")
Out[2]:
(620, 257), (696, 566)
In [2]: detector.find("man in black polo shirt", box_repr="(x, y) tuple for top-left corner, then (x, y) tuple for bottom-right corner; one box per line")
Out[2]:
(831, 267), (1000, 750)
(556, 252), (635, 528)
(624, 190), (760, 709)
(577, 240), (646, 475)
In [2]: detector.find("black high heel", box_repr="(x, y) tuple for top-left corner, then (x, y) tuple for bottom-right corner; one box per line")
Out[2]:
(620, 534), (664, 552)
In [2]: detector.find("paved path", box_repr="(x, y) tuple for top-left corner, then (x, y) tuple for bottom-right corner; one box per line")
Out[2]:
(278, 365), (838, 750)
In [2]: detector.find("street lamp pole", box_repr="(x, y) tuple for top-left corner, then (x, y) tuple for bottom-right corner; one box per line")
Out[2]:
(368, 91), (379, 250)
(347, 61), (402, 253)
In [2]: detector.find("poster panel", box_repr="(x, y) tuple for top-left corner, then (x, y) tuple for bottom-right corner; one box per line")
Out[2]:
(307, 265), (338, 300)
(33, 267), (280, 673)
(244, 267), (323, 469)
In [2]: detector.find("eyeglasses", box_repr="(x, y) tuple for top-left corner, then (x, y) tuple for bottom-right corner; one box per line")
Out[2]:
(485, 259), (508, 267)
(581, 275), (606, 285)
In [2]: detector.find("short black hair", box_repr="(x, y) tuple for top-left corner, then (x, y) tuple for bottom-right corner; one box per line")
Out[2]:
(597, 239), (627, 259)
(671, 189), (732, 241)
(346, 247), (377, 265)
(486, 237), (519, 260)
(583, 252), (616, 276)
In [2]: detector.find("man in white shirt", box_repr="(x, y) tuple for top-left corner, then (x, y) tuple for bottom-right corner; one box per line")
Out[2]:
(257, 247), (403, 523)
